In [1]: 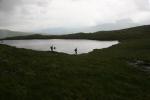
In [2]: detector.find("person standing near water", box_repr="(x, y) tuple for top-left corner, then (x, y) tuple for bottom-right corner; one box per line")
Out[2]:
(50, 45), (54, 51)
(50, 45), (56, 52)
(74, 48), (78, 55)
(54, 46), (56, 51)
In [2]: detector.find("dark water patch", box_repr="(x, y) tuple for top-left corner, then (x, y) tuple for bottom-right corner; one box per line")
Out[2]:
(128, 60), (150, 73)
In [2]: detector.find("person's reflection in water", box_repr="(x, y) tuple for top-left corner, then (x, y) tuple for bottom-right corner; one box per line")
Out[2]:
(74, 48), (78, 55)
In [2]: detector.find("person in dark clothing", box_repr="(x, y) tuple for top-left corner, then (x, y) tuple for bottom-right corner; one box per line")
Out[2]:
(50, 46), (54, 51)
(54, 46), (56, 50)
(74, 48), (78, 55)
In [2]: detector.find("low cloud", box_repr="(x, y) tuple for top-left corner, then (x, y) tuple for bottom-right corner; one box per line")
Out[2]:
(0, 0), (150, 33)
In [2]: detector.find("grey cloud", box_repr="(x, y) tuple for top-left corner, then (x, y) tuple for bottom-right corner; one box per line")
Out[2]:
(0, 0), (50, 13)
(0, 0), (22, 12)
(0, 0), (150, 33)
(134, 0), (150, 10)
(37, 0), (51, 7)
(37, 19), (140, 34)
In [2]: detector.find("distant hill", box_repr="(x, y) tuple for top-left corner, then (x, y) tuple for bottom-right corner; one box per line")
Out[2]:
(0, 29), (32, 39)
(3, 25), (150, 41)
(59, 25), (150, 40)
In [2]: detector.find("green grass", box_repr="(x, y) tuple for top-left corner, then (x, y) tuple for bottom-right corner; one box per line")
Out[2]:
(0, 25), (150, 100)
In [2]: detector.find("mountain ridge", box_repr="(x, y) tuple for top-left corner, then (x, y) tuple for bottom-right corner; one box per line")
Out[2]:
(2, 25), (150, 41)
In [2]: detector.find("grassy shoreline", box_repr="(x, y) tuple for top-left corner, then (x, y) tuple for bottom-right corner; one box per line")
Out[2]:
(0, 25), (150, 100)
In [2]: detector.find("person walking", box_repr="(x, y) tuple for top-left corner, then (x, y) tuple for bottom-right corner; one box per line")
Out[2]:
(54, 46), (56, 50)
(74, 48), (78, 55)
(50, 45), (54, 51)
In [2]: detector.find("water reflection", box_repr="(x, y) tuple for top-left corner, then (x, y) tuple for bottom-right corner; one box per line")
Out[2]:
(2, 39), (119, 54)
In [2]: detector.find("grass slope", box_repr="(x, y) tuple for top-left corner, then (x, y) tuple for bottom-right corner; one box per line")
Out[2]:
(3, 25), (150, 41)
(0, 25), (150, 100)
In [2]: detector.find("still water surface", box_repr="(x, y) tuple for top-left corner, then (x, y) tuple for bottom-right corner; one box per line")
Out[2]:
(2, 39), (119, 54)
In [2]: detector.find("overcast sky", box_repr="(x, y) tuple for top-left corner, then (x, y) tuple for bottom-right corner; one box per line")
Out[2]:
(0, 0), (150, 34)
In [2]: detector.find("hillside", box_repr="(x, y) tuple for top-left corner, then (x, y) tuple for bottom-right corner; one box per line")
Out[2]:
(2, 25), (150, 41)
(0, 25), (150, 100)
(0, 29), (32, 39)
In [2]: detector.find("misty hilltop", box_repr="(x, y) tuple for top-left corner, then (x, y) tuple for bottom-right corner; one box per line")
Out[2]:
(1, 25), (150, 41)
(0, 29), (33, 39)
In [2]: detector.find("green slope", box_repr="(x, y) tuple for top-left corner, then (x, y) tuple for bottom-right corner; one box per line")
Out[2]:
(0, 25), (150, 100)
(3, 25), (150, 41)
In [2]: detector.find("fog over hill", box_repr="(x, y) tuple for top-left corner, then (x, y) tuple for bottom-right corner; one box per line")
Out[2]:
(37, 19), (142, 34)
(0, 0), (150, 33)
(2, 25), (150, 41)
(0, 29), (31, 39)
